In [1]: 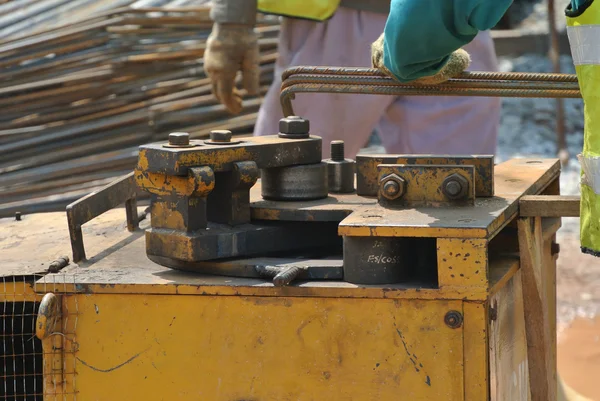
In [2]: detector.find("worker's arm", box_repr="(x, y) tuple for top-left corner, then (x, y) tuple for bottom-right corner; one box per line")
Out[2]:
(204, 0), (260, 114)
(568, 0), (591, 12)
(372, 0), (512, 84)
(209, 0), (257, 25)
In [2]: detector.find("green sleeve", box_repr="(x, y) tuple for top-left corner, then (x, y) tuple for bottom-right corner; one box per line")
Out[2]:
(568, 0), (593, 13)
(382, 0), (512, 82)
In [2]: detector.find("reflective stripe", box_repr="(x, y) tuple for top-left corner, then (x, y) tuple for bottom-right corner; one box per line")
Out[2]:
(578, 154), (600, 194)
(567, 25), (600, 65)
(257, 0), (340, 21)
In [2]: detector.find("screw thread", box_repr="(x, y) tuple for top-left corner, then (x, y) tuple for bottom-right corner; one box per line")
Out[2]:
(331, 140), (345, 161)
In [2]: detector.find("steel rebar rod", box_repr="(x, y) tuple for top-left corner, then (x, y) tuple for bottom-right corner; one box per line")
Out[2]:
(281, 66), (579, 82)
(280, 67), (581, 117)
(281, 74), (580, 92)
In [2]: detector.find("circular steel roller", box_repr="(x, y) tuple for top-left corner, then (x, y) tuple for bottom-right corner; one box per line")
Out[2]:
(343, 236), (411, 285)
(261, 162), (328, 201)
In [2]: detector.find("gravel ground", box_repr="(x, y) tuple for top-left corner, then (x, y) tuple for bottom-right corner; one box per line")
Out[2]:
(514, 0), (571, 33)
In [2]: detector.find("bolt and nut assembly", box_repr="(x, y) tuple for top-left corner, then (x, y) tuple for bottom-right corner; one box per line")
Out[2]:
(325, 140), (355, 194)
(379, 174), (406, 200)
(278, 116), (310, 139)
(441, 173), (469, 200)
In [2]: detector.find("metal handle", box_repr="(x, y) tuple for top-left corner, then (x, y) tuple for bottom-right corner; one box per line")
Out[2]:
(279, 67), (580, 117)
(36, 293), (61, 340)
(66, 171), (141, 263)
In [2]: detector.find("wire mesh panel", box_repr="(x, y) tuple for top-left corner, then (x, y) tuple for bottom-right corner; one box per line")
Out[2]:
(1, 275), (43, 401)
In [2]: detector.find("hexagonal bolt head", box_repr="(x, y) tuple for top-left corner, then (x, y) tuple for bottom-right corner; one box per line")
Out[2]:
(168, 132), (190, 146)
(210, 130), (232, 143)
(442, 173), (469, 200)
(279, 116), (310, 137)
(379, 173), (406, 200)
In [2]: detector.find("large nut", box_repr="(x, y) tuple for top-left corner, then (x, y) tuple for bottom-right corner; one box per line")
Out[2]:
(379, 173), (406, 200)
(441, 173), (469, 200)
(278, 116), (310, 138)
(209, 130), (232, 143)
(168, 132), (190, 146)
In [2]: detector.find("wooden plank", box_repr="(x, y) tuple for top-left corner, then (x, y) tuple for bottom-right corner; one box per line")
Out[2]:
(489, 255), (520, 297)
(518, 216), (556, 401)
(489, 269), (531, 400)
(542, 217), (562, 242)
(520, 195), (580, 217)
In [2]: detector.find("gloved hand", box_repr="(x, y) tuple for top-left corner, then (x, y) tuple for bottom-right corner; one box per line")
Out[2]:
(204, 23), (260, 114)
(371, 33), (471, 85)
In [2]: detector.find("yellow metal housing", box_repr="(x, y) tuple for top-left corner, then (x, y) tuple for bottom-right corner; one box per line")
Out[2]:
(31, 157), (561, 400)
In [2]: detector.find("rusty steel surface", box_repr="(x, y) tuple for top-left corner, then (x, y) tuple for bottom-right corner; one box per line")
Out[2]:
(137, 135), (323, 176)
(131, 116), (562, 286)
(339, 158), (559, 239)
(343, 236), (412, 285)
(33, 229), (520, 301)
(160, 256), (343, 283)
(67, 171), (140, 263)
(136, 134), (328, 264)
(260, 162), (329, 201)
(279, 67), (581, 117)
(325, 140), (355, 194)
(146, 221), (341, 263)
(356, 155), (494, 197)
(249, 158), (558, 235)
(377, 164), (476, 208)
(280, 67), (579, 82)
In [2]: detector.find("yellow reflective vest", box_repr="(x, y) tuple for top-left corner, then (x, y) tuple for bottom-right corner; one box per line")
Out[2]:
(257, 0), (341, 21)
(566, 0), (600, 256)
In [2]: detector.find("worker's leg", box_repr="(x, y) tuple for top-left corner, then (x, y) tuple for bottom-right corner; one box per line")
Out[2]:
(253, 8), (395, 158)
(377, 31), (501, 155)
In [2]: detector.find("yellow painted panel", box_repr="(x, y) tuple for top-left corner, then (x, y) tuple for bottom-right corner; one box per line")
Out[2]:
(67, 294), (465, 401)
(437, 238), (489, 289)
(463, 302), (489, 401)
(378, 164), (475, 206)
(0, 280), (39, 302)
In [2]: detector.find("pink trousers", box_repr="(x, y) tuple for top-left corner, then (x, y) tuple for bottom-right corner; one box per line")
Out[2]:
(253, 7), (502, 158)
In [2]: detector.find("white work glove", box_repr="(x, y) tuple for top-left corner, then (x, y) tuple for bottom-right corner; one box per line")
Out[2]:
(204, 23), (260, 115)
(371, 33), (471, 85)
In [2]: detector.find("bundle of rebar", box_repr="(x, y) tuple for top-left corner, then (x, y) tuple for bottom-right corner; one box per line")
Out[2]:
(280, 67), (581, 117)
(0, 3), (281, 217)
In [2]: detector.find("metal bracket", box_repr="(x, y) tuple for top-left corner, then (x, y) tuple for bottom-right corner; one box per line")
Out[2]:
(356, 154), (494, 197)
(66, 172), (139, 263)
(377, 164), (476, 208)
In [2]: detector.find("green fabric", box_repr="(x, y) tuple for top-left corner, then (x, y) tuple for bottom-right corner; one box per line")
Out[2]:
(566, 0), (599, 256)
(571, 0), (589, 12)
(580, 186), (600, 255)
(381, 0), (585, 82)
(382, 0), (512, 82)
(257, 0), (340, 21)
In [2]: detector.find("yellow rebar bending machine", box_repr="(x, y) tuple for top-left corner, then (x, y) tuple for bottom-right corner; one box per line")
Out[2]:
(31, 70), (568, 400)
